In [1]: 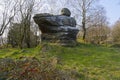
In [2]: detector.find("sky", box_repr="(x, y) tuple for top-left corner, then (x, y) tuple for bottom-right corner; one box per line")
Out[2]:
(99, 0), (120, 26)
(0, 0), (120, 26)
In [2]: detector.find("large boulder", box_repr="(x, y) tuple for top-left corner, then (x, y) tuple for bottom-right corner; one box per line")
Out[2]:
(33, 8), (79, 46)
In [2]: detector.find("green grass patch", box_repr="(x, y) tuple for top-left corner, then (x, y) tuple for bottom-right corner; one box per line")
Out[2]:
(0, 43), (120, 79)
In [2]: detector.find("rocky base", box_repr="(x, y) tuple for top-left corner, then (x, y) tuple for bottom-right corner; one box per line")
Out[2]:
(41, 33), (78, 46)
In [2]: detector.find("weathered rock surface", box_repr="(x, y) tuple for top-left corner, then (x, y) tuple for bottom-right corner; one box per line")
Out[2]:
(61, 8), (71, 17)
(33, 8), (79, 46)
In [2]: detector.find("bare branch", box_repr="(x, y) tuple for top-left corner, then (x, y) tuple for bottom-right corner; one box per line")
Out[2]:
(0, 0), (17, 36)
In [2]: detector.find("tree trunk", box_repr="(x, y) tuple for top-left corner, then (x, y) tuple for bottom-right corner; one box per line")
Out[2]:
(82, 21), (86, 41)
(26, 26), (31, 48)
(82, 12), (86, 41)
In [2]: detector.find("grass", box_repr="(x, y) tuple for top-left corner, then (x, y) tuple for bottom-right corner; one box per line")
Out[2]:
(0, 43), (120, 80)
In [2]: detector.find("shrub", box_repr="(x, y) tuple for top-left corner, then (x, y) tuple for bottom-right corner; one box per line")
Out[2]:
(0, 57), (77, 80)
(111, 44), (120, 48)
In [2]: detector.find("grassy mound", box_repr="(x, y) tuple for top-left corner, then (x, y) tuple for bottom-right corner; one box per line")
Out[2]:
(0, 43), (120, 80)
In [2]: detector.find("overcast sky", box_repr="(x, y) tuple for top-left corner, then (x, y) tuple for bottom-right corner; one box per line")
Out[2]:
(0, 0), (120, 26)
(100, 0), (120, 26)
(39, 0), (120, 26)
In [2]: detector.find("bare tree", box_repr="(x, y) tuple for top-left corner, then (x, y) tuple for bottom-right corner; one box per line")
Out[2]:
(85, 6), (110, 44)
(10, 0), (42, 48)
(112, 20), (120, 43)
(74, 0), (97, 41)
(0, 0), (17, 36)
(1, 0), (44, 48)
